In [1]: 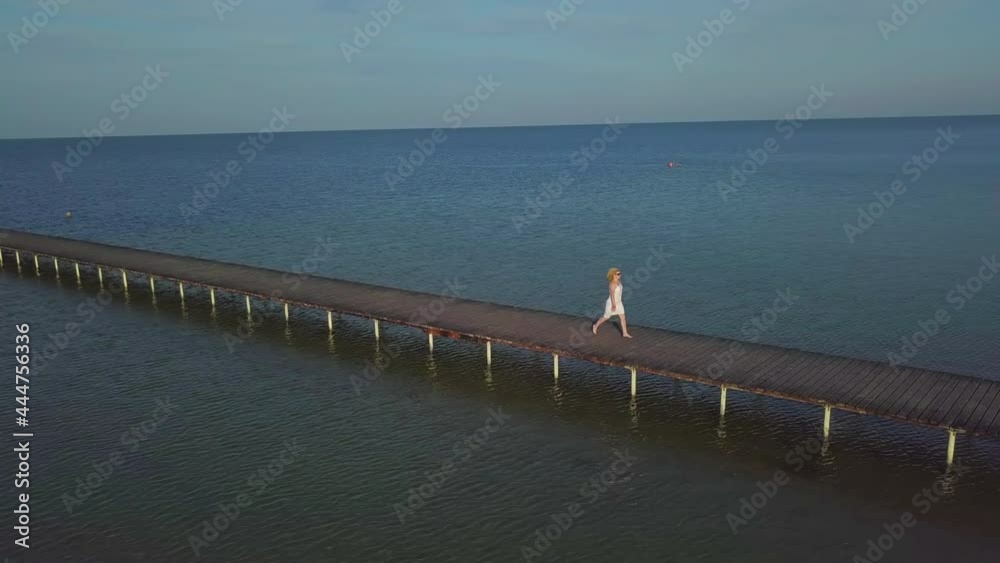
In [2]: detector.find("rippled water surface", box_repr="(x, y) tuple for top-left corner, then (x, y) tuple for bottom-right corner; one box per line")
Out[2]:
(1, 117), (999, 562)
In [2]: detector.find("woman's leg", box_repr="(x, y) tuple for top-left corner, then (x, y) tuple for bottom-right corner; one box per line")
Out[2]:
(619, 314), (632, 337)
(593, 315), (609, 333)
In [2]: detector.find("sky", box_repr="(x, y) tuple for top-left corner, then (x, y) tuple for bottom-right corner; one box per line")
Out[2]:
(1, 0), (998, 139)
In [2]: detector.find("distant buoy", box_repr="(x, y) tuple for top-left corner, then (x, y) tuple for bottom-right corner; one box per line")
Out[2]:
(65, 211), (72, 218)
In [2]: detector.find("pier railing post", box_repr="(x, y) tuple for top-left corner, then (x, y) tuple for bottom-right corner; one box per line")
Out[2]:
(74, 262), (80, 282)
(210, 288), (216, 307)
(553, 354), (559, 380)
(823, 405), (832, 439)
(946, 429), (957, 465)
(327, 310), (333, 333)
(53, 257), (59, 275)
(245, 295), (251, 316)
(486, 340), (492, 365)
(428, 332), (434, 352)
(121, 269), (128, 289)
(284, 302), (289, 322)
(630, 367), (637, 397)
(374, 319), (380, 341)
(720, 385), (728, 416)
(15, 251), (20, 269)
(98, 267), (103, 284)
(179, 282), (184, 300)
(34, 254), (39, 273)
(150, 276), (155, 294)
(0, 249), (4, 267)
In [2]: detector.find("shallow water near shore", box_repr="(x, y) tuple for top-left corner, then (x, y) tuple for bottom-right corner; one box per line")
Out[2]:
(1, 116), (999, 562)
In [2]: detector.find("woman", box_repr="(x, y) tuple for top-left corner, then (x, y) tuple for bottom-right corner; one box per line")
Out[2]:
(592, 267), (632, 338)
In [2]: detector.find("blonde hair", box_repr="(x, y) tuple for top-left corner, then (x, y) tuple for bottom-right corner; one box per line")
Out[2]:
(607, 268), (621, 282)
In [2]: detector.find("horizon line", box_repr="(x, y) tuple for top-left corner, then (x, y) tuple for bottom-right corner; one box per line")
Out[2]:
(3, 112), (997, 143)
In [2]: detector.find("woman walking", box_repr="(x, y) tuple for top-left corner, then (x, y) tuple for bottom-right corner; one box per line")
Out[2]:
(592, 267), (632, 338)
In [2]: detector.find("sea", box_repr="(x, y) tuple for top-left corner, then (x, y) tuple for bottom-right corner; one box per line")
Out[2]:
(1, 115), (998, 562)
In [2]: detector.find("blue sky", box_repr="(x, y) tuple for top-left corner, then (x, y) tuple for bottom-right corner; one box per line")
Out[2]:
(1, 0), (998, 138)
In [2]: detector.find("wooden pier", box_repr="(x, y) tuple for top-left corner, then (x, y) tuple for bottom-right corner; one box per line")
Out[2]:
(2, 228), (998, 463)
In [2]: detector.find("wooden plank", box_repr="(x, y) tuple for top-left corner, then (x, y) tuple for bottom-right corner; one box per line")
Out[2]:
(925, 377), (973, 427)
(875, 367), (932, 416)
(952, 379), (999, 430)
(680, 340), (771, 383)
(765, 352), (827, 390)
(983, 400), (1000, 437)
(728, 348), (795, 386)
(633, 333), (718, 379)
(644, 330), (704, 353)
(636, 332), (715, 377)
(809, 358), (869, 400)
(725, 346), (787, 381)
(801, 358), (862, 399)
(828, 362), (886, 406)
(887, 369), (938, 419)
(749, 354), (821, 397)
(941, 378), (991, 428)
(967, 382), (1000, 436)
(753, 351), (816, 384)
(789, 356), (842, 394)
(862, 367), (915, 412)
(679, 333), (744, 363)
(808, 363), (865, 406)
(905, 372), (956, 422)
(853, 363), (906, 409)
(639, 331), (705, 361)
(665, 336), (733, 371)
(737, 352), (801, 387)
(777, 357), (847, 401)
(979, 387), (1000, 436)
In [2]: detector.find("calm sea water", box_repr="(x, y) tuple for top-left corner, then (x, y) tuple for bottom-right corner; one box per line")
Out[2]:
(1, 116), (999, 562)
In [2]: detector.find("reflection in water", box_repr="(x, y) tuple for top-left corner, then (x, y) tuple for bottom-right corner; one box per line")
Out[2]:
(716, 417), (728, 442)
(551, 380), (565, 409)
(425, 354), (438, 381)
(483, 367), (494, 391)
(820, 436), (833, 462)
(629, 397), (640, 429)
(938, 461), (965, 496)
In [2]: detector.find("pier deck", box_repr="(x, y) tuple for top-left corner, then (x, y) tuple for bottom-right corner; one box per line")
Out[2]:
(2, 228), (998, 451)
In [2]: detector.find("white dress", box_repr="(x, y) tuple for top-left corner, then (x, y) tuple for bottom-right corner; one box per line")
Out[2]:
(603, 283), (624, 318)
